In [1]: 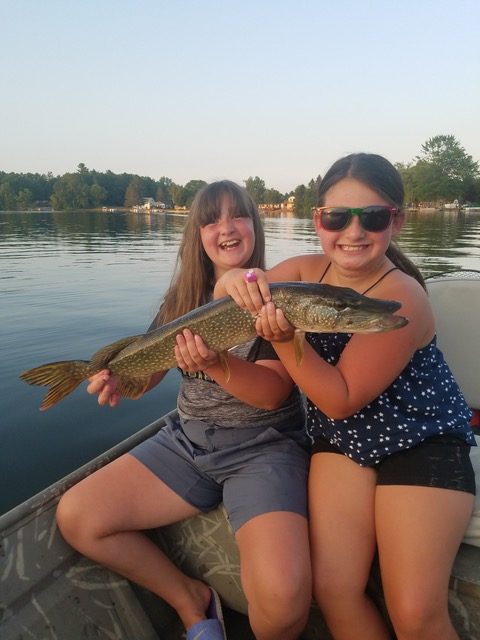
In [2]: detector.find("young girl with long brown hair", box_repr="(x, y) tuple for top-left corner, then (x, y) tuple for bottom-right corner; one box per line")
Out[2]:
(56, 180), (311, 640)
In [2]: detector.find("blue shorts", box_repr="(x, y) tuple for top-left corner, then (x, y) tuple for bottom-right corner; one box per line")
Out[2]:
(130, 415), (310, 531)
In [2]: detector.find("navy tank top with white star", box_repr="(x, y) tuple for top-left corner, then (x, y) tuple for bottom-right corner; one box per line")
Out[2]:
(305, 332), (475, 466)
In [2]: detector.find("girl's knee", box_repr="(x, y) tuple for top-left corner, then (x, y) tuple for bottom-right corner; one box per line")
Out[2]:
(273, 579), (311, 616)
(56, 491), (78, 536)
(387, 594), (450, 639)
(247, 573), (311, 629)
(56, 489), (96, 547)
(248, 593), (311, 638)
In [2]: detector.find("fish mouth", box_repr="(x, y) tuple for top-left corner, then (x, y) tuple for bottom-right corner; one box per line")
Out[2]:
(336, 310), (408, 332)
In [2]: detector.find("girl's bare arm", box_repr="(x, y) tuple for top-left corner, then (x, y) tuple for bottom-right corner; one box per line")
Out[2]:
(255, 275), (433, 419)
(175, 329), (294, 410)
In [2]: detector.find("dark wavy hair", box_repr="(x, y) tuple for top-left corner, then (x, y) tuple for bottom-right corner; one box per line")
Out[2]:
(318, 153), (425, 288)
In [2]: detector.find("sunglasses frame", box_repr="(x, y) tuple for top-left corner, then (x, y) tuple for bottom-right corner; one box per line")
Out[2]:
(315, 206), (400, 233)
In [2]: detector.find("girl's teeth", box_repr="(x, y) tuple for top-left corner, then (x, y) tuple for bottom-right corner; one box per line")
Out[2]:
(341, 245), (365, 251)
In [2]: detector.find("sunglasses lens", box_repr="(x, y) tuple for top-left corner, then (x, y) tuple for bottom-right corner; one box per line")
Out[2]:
(320, 208), (350, 231)
(319, 206), (396, 232)
(361, 206), (393, 231)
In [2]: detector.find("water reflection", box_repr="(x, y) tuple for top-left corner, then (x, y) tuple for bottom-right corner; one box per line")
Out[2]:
(1, 208), (480, 515)
(397, 210), (480, 275)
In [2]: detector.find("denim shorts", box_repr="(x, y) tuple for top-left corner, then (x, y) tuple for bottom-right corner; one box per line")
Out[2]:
(312, 435), (476, 494)
(130, 414), (309, 531)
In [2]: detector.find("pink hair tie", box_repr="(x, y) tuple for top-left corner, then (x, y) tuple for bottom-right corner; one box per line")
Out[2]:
(244, 269), (257, 283)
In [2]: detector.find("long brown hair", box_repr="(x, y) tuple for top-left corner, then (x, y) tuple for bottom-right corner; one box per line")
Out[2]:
(151, 180), (265, 327)
(318, 153), (425, 289)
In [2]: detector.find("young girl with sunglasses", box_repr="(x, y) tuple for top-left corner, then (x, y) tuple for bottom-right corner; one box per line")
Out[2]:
(56, 181), (312, 640)
(215, 154), (476, 640)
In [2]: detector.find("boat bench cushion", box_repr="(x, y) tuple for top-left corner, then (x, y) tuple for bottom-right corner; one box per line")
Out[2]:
(426, 275), (480, 409)
(156, 437), (480, 619)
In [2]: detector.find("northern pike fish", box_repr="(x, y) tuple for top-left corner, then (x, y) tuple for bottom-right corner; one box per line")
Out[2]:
(20, 282), (408, 410)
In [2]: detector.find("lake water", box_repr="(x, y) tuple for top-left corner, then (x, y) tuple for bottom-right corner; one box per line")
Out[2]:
(1, 209), (480, 515)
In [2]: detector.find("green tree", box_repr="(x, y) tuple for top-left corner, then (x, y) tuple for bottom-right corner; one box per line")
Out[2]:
(0, 181), (17, 210)
(418, 135), (478, 182)
(51, 173), (92, 210)
(156, 176), (174, 207)
(463, 176), (480, 204)
(244, 176), (266, 204)
(293, 184), (307, 217)
(183, 180), (207, 207)
(293, 176), (321, 217)
(16, 188), (33, 210)
(139, 175), (158, 199)
(396, 161), (443, 203)
(396, 163), (415, 203)
(90, 183), (107, 207)
(95, 171), (131, 206)
(417, 135), (479, 202)
(77, 162), (89, 175)
(397, 136), (479, 204)
(171, 184), (186, 207)
(264, 188), (285, 205)
(124, 177), (144, 208)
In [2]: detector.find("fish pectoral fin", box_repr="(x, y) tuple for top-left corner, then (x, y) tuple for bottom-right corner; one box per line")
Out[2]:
(293, 330), (306, 365)
(20, 360), (91, 411)
(218, 351), (231, 383)
(115, 377), (151, 400)
(89, 335), (143, 370)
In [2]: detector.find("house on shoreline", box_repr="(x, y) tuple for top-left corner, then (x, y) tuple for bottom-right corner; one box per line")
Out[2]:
(130, 197), (167, 213)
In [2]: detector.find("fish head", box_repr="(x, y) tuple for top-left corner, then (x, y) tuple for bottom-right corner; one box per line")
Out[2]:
(328, 305), (409, 333)
(274, 282), (408, 334)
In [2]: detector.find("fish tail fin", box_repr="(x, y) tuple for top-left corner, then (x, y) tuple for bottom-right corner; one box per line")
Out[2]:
(20, 360), (90, 411)
(293, 330), (306, 365)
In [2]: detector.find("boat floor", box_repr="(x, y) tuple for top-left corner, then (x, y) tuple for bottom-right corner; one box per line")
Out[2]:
(1, 414), (479, 639)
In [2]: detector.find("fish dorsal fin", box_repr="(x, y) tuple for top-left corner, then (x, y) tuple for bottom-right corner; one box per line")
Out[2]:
(89, 335), (142, 370)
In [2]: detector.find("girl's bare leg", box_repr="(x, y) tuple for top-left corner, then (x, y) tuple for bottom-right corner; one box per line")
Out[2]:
(235, 511), (312, 640)
(376, 485), (474, 640)
(56, 453), (211, 630)
(309, 453), (391, 640)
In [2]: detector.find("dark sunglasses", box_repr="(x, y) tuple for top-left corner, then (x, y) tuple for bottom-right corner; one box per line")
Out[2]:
(315, 206), (400, 232)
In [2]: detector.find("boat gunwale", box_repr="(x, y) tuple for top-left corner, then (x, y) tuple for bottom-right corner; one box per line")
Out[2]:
(0, 410), (176, 534)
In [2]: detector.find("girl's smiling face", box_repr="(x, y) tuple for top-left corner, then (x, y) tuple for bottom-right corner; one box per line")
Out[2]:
(314, 177), (404, 271)
(200, 194), (256, 280)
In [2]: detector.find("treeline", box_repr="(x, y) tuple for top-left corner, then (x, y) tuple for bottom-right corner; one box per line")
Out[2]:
(396, 135), (479, 205)
(1, 135), (479, 216)
(0, 164), (293, 214)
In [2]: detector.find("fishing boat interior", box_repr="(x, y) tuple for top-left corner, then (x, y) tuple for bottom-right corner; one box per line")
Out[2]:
(1, 270), (479, 639)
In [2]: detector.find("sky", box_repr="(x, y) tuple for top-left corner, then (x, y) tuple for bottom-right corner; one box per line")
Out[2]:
(1, 0), (479, 193)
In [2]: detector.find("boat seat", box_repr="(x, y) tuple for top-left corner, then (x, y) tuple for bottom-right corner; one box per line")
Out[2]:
(426, 270), (480, 412)
(426, 271), (480, 548)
